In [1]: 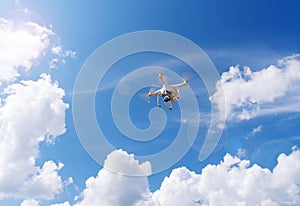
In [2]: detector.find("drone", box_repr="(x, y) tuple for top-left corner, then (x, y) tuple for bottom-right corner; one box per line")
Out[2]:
(148, 73), (188, 110)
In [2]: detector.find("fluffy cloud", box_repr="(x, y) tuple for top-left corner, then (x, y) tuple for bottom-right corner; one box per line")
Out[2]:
(0, 74), (68, 199)
(211, 54), (300, 121)
(103, 149), (152, 176)
(50, 201), (71, 206)
(152, 168), (200, 205)
(21, 199), (39, 206)
(75, 148), (300, 206)
(75, 149), (153, 206)
(0, 18), (53, 84)
(0, 12), (73, 205)
(153, 148), (300, 206)
(0, 18), (76, 82)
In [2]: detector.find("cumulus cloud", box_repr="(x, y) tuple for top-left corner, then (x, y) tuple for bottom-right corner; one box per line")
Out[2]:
(75, 149), (153, 206)
(0, 17), (76, 82)
(104, 149), (152, 176)
(153, 148), (300, 206)
(21, 199), (39, 206)
(0, 18), (53, 84)
(152, 168), (200, 205)
(0, 12), (73, 205)
(0, 74), (68, 199)
(211, 54), (300, 121)
(74, 148), (300, 206)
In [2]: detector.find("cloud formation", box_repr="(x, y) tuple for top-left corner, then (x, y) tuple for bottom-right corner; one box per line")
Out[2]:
(211, 54), (300, 121)
(49, 45), (76, 69)
(0, 74), (68, 200)
(21, 199), (40, 206)
(153, 148), (300, 206)
(0, 17), (76, 83)
(103, 149), (152, 176)
(74, 148), (300, 206)
(0, 18), (53, 84)
(250, 125), (263, 136)
(75, 149), (153, 206)
(50, 201), (71, 206)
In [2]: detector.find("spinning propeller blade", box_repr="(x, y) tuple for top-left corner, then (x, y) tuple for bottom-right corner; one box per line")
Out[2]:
(182, 72), (195, 82)
(139, 86), (157, 101)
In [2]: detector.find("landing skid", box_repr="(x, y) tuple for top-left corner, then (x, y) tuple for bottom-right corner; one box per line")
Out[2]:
(158, 104), (173, 110)
(157, 95), (173, 110)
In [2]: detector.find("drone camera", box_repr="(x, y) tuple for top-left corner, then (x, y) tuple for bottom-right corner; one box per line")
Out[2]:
(163, 95), (171, 102)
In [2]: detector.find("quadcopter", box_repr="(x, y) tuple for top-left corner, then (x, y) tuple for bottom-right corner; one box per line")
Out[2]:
(148, 73), (188, 110)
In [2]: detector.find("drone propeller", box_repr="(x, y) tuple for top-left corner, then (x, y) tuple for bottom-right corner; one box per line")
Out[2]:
(156, 67), (164, 74)
(139, 86), (157, 101)
(182, 72), (195, 82)
(157, 70), (194, 84)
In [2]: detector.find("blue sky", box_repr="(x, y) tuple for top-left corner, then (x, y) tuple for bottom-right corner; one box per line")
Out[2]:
(0, 0), (300, 205)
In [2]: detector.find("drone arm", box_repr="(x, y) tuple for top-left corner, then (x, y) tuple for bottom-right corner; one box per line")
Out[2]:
(158, 74), (167, 86)
(148, 89), (161, 97)
(171, 81), (188, 89)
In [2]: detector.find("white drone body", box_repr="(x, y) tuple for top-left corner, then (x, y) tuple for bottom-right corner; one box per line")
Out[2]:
(148, 73), (188, 110)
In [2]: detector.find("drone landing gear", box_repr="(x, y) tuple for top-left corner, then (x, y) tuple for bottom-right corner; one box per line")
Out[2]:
(157, 95), (173, 110)
(158, 104), (173, 110)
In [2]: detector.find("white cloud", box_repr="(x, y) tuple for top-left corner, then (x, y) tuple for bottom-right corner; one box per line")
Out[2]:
(104, 149), (152, 176)
(153, 149), (300, 206)
(211, 54), (300, 121)
(0, 17), (76, 81)
(51, 45), (64, 55)
(21, 161), (64, 199)
(237, 148), (247, 158)
(49, 58), (59, 69)
(75, 149), (154, 206)
(50, 201), (71, 206)
(0, 74), (68, 200)
(50, 45), (76, 69)
(21, 199), (40, 206)
(152, 167), (200, 205)
(0, 18), (53, 84)
(251, 125), (263, 136)
(0, 12), (74, 205)
(64, 177), (74, 186)
(74, 148), (300, 206)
